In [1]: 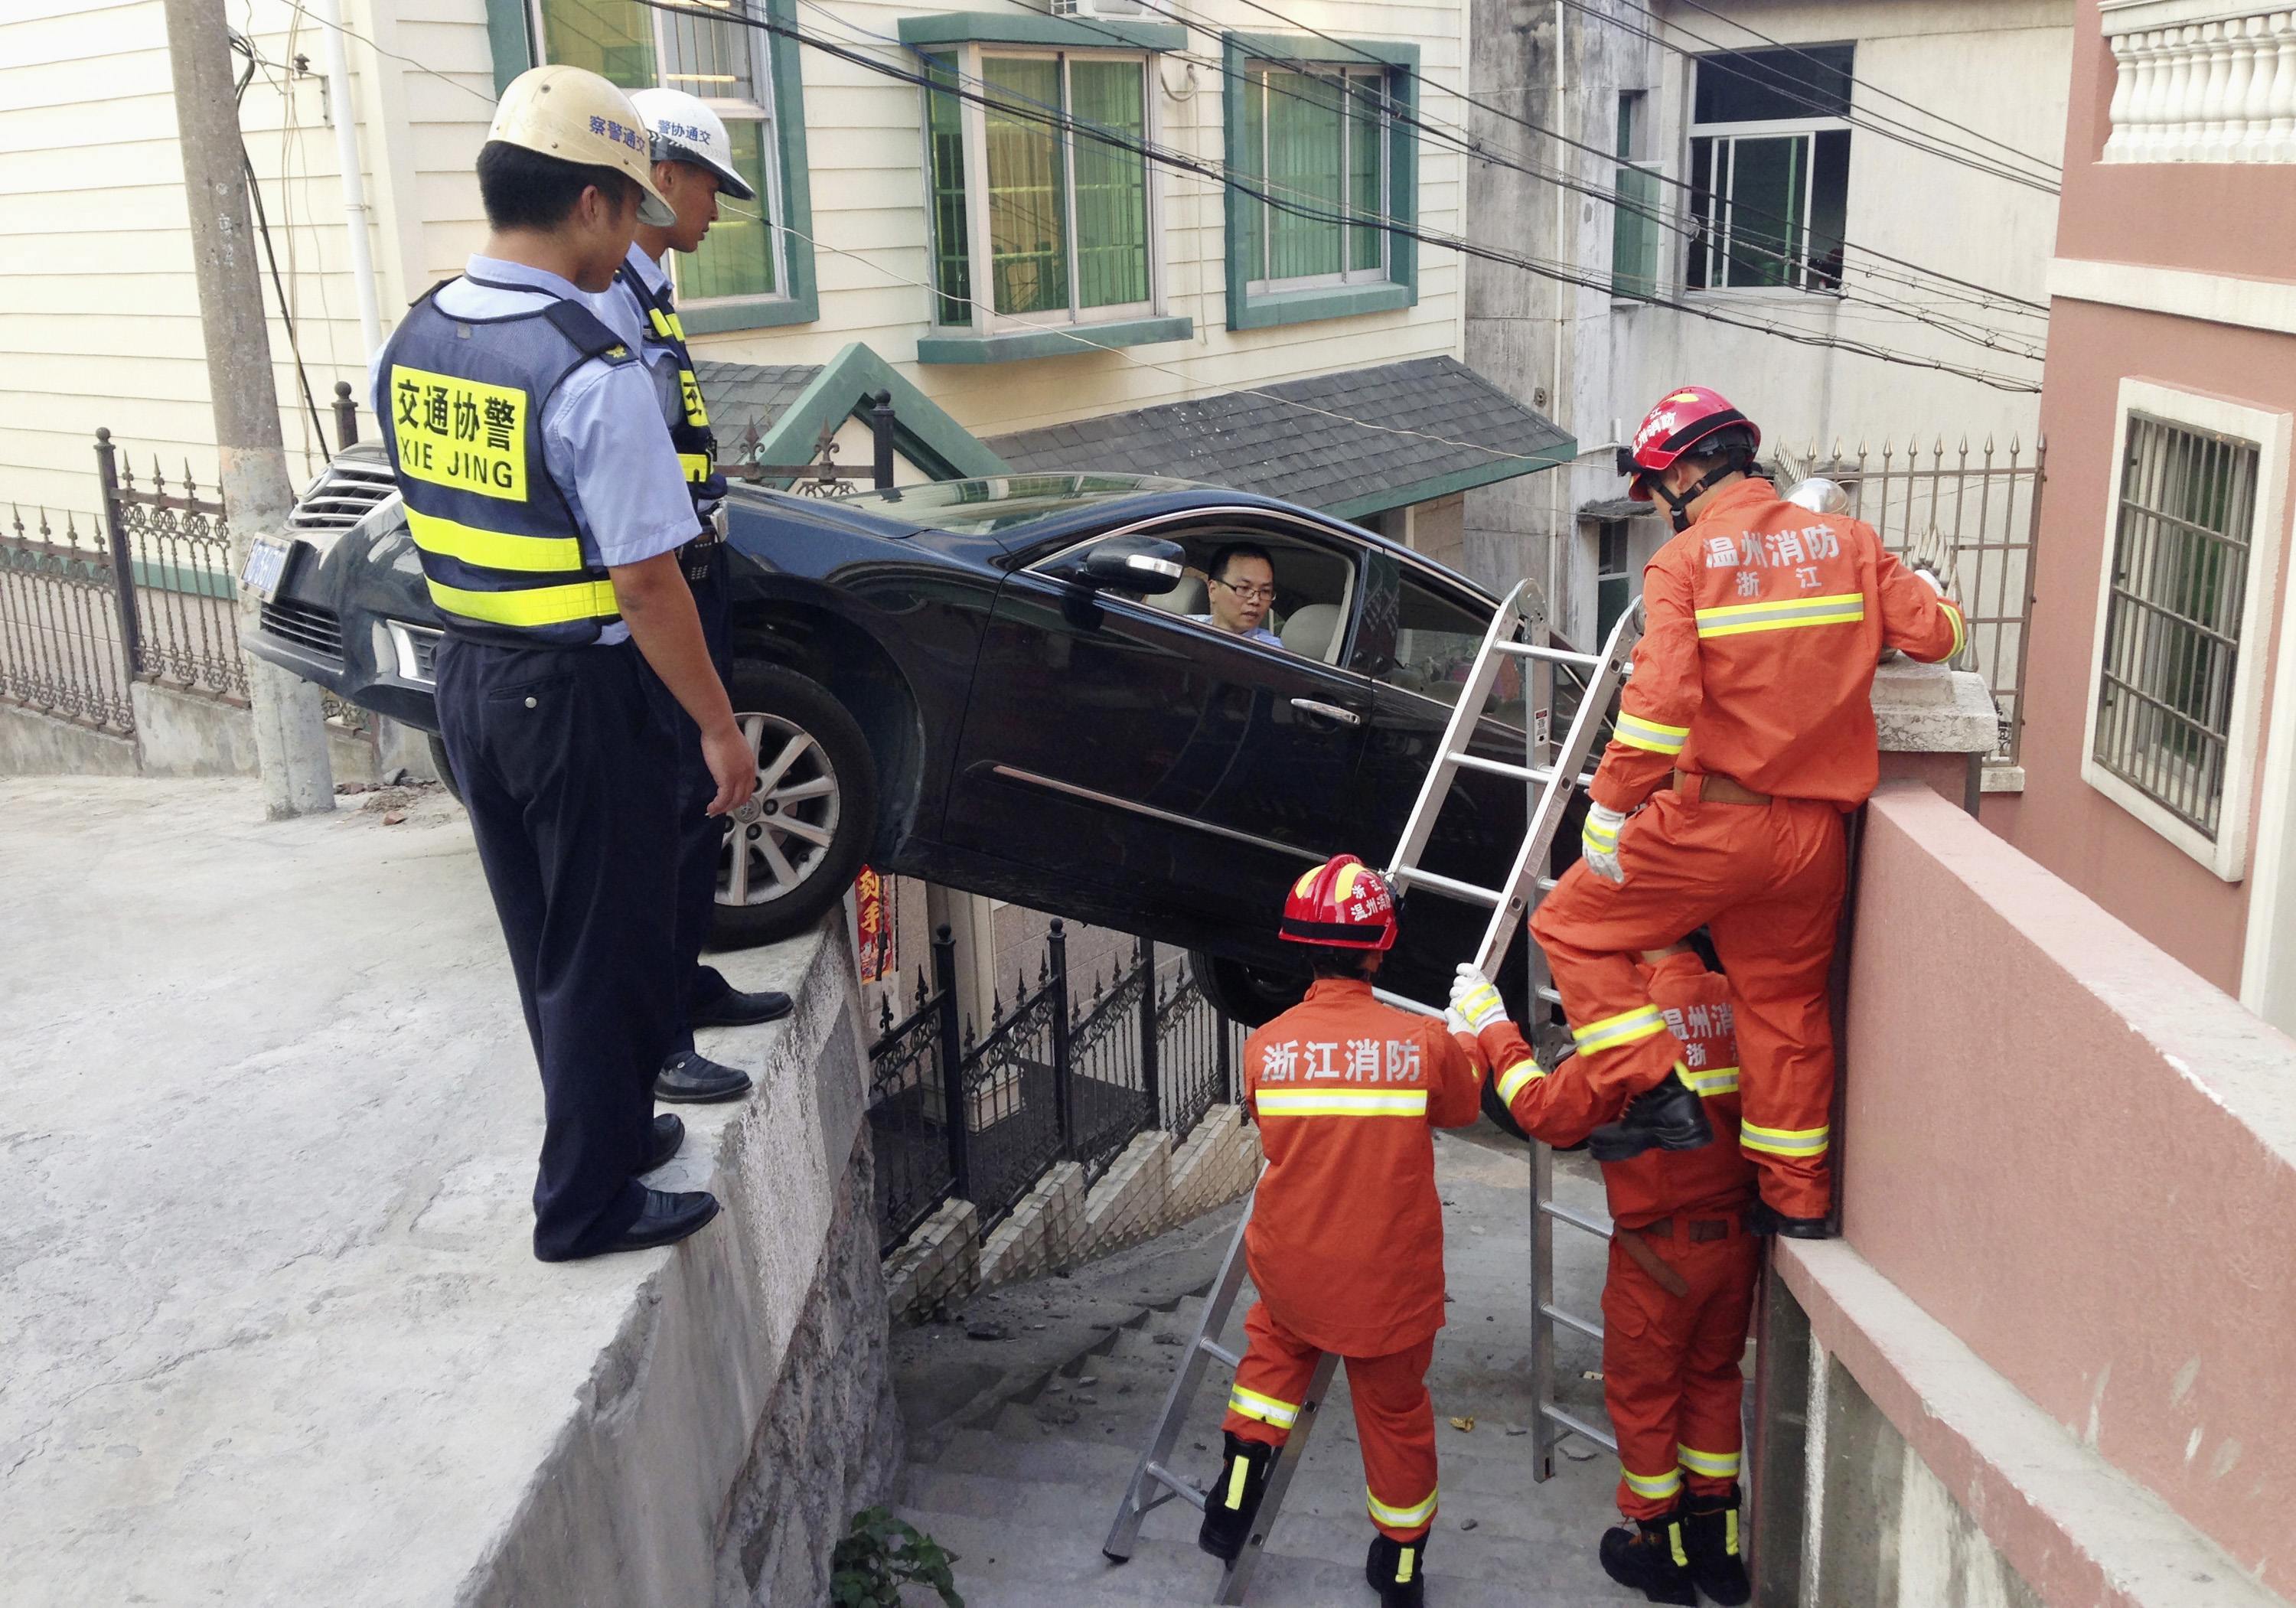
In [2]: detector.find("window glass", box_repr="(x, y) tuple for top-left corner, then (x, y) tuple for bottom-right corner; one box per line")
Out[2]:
(1244, 64), (1392, 289)
(1074, 529), (1358, 661)
(682, 121), (773, 298)
(983, 56), (1069, 316)
(1071, 59), (1152, 308)
(540, 0), (653, 86)
(924, 54), (973, 325)
(1611, 90), (1659, 298)
(1686, 45), (1851, 295)
(1383, 572), (1492, 705)
(1596, 520), (1632, 647)
(1693, 44), (1854, 123)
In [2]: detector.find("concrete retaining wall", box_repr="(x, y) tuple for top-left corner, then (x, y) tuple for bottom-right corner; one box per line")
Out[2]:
(4, 684), (435, 786)
(886, 1106), (1262, 1323)
(1754, 782), (2296, 1607)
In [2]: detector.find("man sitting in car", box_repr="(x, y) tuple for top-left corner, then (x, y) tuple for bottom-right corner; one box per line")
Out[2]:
(1192, 543), (1283, 647)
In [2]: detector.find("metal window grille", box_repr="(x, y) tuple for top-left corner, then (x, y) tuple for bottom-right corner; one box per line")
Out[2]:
(2094, 413), (2258, 839)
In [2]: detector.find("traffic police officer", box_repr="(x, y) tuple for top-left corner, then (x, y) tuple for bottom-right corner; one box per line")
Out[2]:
(373, 65), (756, 1261)
(601, 87), (791, 1108)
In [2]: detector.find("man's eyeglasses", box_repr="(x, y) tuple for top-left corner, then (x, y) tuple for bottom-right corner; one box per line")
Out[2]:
(1212, 577), (1276, 604)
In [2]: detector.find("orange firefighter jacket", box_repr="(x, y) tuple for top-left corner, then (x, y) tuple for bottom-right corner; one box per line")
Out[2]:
(1591, 478), (1968, 814)
(1241, 977), (1486, 1356)
(1476, 954), (1756, 1231)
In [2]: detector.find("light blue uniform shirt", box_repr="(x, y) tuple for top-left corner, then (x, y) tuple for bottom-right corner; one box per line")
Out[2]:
(1190, 614), (1285, 649)
(370, 255), (694, 645)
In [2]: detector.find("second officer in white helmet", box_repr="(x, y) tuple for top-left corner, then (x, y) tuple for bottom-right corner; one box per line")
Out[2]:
(604, 87), (792, 1107)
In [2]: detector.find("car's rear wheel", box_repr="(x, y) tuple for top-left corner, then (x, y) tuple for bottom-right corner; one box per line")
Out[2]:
(709, 663), (877, 951)
(1189, 949), (1309, 1029)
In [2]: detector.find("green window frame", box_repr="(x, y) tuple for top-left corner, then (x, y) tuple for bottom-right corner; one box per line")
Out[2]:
(915, 43), (1161, 334)
(504, 0), (817, 331)
(1222, 32), (1417, 331)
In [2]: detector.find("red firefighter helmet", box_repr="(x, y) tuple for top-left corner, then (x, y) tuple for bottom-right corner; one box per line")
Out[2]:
(1620, 386), (1762, 502)
(1280, 853), (1399, 951)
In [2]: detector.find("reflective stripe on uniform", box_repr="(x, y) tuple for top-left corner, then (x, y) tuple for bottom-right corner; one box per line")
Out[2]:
(1740, 1120), (1830, 1157)
(1255, 1088), (1430, 1118)
(1677, 1443), (1741, 1479)
(406, 509), (584, 574)
(1582, 814), (1620, 850)
(1621, 1463), (1683, 1500)
(646, 305), (687, 341)
(1455, 981), (1502, 1022)
(1682, 1065), (1740, 1097)
(1496, 1058), (1545, 1104)
(1573, 1005), (1666, 1055)
(1615, 712), (1690, 755)
(678, 451), (714, 484)
(424, 576), (619, 628)
(1366, 1485), (1437, 1530)
(1944, 599), (1967, 657)
(1694, 592), (1865, 638)
(1228, 1385), (1299, 1429)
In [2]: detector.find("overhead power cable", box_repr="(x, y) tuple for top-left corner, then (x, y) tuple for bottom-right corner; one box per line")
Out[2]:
(647, 0), (2038, 393)
(988, 0), (2045, 359)
(1143, 0), (2052, 317)
(1555, 0), (2060, 194)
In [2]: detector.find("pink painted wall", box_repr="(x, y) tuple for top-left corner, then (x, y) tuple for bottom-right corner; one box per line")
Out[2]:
(1844, 784), (2296, 1593)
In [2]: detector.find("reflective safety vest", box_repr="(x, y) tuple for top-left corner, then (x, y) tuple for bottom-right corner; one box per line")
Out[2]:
(378, 281), (633, 647)
(615, 260), (726, 515)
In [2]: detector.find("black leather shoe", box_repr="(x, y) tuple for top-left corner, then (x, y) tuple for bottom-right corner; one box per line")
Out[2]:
(643, 1114), (684, 1173)
(544, 1189), (720, 1261)
(655, 1049), (753, 1104)
(689, 985), (793, 1029)
(1750, 1201), (1835, 1239)
(1590, 1069), (1714, 1163)
(1599, 1511), (1696, 1606)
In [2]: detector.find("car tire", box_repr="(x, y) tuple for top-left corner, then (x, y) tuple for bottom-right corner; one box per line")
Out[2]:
(708, 663), (877, 951)
(427, 732), (463, 805)
(1189, 949), (1309, 1029)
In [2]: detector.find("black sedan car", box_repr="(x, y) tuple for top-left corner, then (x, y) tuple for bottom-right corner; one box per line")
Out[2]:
(249, 452), (1549, 1024)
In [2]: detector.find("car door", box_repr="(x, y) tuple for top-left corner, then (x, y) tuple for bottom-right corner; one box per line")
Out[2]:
(941, 512), (1376, 942)
(1349, 552), (1532, 1008)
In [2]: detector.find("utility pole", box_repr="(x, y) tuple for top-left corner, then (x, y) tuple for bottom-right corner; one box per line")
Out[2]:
(165, 0), (335, 818)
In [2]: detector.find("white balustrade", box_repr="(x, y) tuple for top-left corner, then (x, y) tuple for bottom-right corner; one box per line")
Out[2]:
(2103, 5), (2296, 161)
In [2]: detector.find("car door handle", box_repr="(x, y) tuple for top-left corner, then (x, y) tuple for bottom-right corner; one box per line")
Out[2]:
(1290, 698), (1362, 726)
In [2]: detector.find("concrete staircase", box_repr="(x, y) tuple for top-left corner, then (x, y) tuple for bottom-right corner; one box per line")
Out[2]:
(891, 1128), (1652, 1607)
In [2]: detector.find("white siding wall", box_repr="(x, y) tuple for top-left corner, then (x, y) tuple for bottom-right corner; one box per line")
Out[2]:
(0, 0), (1473, 518)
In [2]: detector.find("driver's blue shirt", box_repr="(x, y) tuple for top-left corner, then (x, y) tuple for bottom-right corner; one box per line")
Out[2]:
(1190, 613), (1283, 648)
(367, 255), (693, 646)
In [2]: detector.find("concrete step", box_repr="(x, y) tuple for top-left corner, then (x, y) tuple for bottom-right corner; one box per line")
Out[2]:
(892, 1504), (1642, 1608)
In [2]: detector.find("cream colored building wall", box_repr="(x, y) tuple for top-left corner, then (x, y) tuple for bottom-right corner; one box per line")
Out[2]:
(0, 0), (1469, 521)
(0, 0), (497, 517)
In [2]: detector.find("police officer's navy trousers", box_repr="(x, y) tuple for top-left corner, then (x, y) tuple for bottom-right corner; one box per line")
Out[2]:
(671, 540), (734, 1049)
(436, 634), (681, 1261)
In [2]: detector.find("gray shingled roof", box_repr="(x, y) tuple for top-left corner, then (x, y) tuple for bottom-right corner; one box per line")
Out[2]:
(984, 355), (1571, 514)
(693, 360), (823, 448)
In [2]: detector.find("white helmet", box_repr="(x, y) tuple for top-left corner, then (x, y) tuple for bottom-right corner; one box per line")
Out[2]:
(628, 88), (757, 201)
(1782, 477), (1850, 515)
(488, 65), (674, 228)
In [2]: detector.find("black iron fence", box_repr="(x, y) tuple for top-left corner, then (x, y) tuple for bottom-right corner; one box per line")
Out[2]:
(95, 432), (248, 704)
(0, 504), (135, 735)
(866, 921), (1244, 1253)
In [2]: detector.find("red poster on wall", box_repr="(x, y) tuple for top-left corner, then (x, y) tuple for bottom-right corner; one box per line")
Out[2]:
(853, 865), (893, 984)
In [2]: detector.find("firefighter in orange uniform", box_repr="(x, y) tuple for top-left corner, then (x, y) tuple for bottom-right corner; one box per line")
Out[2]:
(1528, 386), (1967, 1236)
(1199, 854), (1486, 1608)
(1450, 946), (1756, 1607)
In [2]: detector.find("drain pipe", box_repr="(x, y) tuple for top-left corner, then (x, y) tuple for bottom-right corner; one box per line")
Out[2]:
(317, 0), (383, 367)
(1549, 0), (1571, 628)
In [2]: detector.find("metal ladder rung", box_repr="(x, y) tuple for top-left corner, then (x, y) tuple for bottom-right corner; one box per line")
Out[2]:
(1537, 876), (1558, 892)
(1541, 1402), (1620, 1454)
(1541, 1302), (1604, 1343)
(1391, 866), (1504, 907)
(1534, 983), (1562, 1006)
(1142, 1462), (1208, 1512)
(1541, 1198), (1615, 1238)
(1446, 750), (1553, 785)
(1495, 638), (1601, 669)
(1199, 1337), (1241, 1369)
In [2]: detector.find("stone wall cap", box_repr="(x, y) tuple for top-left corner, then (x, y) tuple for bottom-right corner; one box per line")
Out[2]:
(1874, 658), (1999, 755)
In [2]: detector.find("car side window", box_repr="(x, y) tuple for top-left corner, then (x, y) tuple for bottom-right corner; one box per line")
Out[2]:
(1382, 572), (1516, 713)
(1042, 525), (1363, 664)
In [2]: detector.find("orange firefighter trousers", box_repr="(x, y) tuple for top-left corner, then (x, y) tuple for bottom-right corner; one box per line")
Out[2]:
(1603, 1216), (1761, 1520)
(1221, 1300), (1440, 1541)
(1530, 779), (1847, 1219)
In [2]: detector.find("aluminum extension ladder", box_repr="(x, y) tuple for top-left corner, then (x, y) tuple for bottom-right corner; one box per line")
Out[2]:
(1100, 583), (1642, 1597)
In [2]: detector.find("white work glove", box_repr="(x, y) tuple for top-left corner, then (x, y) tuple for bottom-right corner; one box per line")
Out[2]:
(1581, 802), (1628, 885)
(1448, 964), (1508, 1035)
(1911, 559), (1952, 600)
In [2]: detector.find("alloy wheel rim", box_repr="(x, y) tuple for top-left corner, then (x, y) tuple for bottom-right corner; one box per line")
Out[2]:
(719, 711), (841, 907)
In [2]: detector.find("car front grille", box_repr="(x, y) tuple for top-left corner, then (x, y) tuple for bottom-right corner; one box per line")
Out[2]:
(289, 446), (398, 533)
(260, 599), (344, 662)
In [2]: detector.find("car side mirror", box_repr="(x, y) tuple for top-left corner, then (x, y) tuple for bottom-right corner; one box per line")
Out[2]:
(1068, 537), (1187, 595)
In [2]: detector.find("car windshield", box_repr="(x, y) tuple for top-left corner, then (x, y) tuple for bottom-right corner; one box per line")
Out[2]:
(836, 473), (1202, 535)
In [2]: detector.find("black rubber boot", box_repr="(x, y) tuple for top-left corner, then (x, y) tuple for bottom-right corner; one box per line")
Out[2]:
(1598, 1510), (1696, 1606)
(1199, 1433), (1277, 1561)
(1750, 1201), (1835, 1240)
(1590, 1069), (1714, 1162)
(1682, 1486), (1753, 1606)
(1364, 1532), (1428, 1608)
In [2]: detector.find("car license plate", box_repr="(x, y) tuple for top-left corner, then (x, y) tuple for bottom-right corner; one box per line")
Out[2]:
(240, 535), (298, 603)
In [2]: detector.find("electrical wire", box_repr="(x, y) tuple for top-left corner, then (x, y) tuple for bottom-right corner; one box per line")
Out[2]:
(715, 1), (2037, 387)
(274, 0), (499, 109)
(227, 28), (331, 452)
